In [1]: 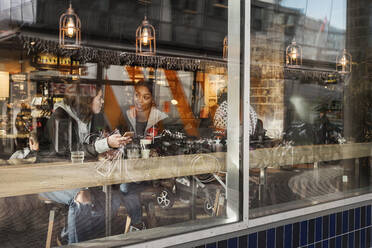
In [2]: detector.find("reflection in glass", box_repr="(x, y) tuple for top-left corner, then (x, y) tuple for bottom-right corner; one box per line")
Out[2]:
(336, 49), (352, 74)
(249, 0), (371, 219)
(286, 39), (302, 67)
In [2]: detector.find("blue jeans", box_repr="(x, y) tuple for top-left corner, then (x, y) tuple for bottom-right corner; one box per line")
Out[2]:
(40, 189), (91, 243)
(120, 183), (142, 224)
(40, 188), (121, 244)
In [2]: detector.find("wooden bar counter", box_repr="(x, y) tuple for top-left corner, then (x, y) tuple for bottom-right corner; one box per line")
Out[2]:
(0, 142), (371, 198)
(250, 142), (372, 168)
(0, 152), (226, 198)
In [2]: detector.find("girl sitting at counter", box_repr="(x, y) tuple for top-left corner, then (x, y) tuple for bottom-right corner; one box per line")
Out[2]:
(118, 80), (169, 231)
(39, 84), (131, 244)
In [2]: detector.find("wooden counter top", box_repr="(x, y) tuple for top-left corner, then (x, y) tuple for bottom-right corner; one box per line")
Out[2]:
(0, 142), (371, 198)
(0, 152), (226, 198)
(250, 142), (372, 168)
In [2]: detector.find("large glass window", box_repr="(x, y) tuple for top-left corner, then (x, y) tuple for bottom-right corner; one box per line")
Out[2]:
(0, 0), (242, 247)
(249, 0), (372, 218)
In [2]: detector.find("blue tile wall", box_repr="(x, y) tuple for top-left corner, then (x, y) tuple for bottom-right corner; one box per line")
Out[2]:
(300, 220), (308, 246)
(249, 232), (257, 248)
(284, 224), (292, 248)
(276, 225), (284, 248)
(194, 204), (372, 248)
(267, 228), (275, 248)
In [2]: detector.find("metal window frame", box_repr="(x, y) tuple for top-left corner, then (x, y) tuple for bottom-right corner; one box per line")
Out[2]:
(121, 0), (251, 247)
(123, 0), (372, 247)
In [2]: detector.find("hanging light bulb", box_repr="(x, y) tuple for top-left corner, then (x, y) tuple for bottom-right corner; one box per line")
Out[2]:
(136, 16), (156, 55)
(290, 47), (298, 60)
(285, 39), (302, 68)
(142, 27), (149, 45)
(59, 3), (81, 49)
(340, 55), (347, 66)
(336, 49), (352, 74)
(66, 18), (76, 38)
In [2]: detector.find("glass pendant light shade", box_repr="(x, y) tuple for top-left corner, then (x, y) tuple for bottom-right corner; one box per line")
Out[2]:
(136, 16), (156, 55)
(59, 3), (81, 49)
(336, 49), (352, 74)
(286, 39), (302, 68)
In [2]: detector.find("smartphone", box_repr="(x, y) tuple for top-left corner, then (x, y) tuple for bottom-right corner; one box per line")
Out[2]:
(123, 131), (135, 138)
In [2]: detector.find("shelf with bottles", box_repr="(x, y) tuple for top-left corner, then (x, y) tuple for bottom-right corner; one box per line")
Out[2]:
(30, 97), (52, 119)
(10, 79), (28, 102)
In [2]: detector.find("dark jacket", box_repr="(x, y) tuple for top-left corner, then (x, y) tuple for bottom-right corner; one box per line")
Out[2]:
(39, 103), (107, 160)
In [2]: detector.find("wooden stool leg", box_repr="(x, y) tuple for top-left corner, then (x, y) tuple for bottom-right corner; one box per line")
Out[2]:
(46, 209), (55, 248)
(212, 189), (221, 216)
(124, 216), (131, 234)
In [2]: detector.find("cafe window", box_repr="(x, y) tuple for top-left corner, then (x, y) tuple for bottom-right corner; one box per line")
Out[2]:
(0, 0), (243, 247)
(4, 0), (371, 246)
(249, 0), (372, 222)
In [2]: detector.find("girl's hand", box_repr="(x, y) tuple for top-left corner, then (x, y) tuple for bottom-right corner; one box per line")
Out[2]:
(107, 134), (131, 148)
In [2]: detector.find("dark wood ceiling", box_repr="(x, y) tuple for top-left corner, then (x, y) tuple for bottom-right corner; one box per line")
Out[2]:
(12, 0), (228, 56)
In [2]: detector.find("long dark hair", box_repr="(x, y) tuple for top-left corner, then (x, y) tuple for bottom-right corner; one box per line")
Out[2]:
(64, 84), (103, 123)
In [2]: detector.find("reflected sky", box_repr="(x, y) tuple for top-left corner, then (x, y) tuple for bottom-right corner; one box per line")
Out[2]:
(281, 0), (346, 30)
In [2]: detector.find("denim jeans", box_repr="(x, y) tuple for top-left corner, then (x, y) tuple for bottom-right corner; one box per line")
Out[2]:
(120, 183), (142, 224)
(40, 188), (121, 244)
(40, 189), (90, 243)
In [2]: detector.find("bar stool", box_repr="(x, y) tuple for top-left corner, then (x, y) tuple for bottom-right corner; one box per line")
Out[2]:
(39, 196), (68, 248)
(118, 203), (150, 233)
(117, 205), (131, 234)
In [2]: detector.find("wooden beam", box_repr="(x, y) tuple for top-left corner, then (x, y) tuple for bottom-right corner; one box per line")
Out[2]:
(125, 66), (144, 83)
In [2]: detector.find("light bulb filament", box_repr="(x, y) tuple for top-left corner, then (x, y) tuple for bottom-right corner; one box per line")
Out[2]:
(290, 48), (297, 60)
(66, 18), (75, 38)
(142, 28), (149, 45)
(340, 56), (347, 66)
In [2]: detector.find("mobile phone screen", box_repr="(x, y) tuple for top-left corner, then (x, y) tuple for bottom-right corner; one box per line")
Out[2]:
(123, 131), (134, 137)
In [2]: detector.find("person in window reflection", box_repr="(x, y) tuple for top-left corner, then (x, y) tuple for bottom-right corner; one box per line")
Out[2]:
(118, 80), (169, 231)
(314, 108), (331, 144)
(8, 131), (39, 162)
(39, 84), (131, 244)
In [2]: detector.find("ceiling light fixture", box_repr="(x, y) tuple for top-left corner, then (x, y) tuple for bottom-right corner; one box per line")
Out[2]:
(59, 2), (81, 49)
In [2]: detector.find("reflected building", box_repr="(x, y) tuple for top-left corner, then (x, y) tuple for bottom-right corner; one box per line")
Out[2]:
(344, 0), (372, 143)
(251, 0), (345, 138)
